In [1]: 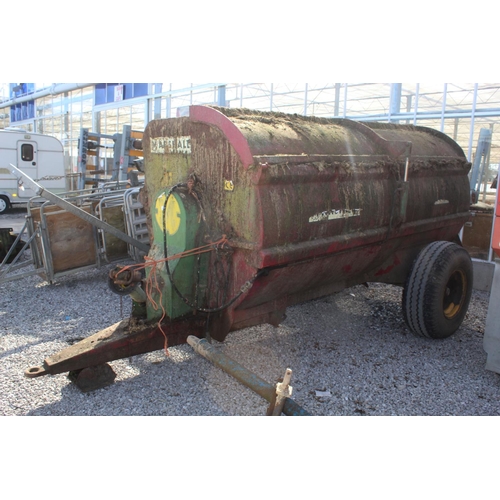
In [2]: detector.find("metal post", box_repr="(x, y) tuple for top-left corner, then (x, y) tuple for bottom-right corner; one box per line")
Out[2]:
(304, 83), (308, 116)
(343, 83), (348, 118)
(483, 128), (492, 202)
(334, 83), (341, 117)
(467, 83), (479, 161)
(217, 85), (226, 107)
(469, 128), (492, 203)
(403, 143), (412, 183)
(453, 117), (459, 141)
(0, 222), (38, 283)
(405, 94), (412, 124)
(166, 92), (172, 119)
(440, 83), (447, 132)
(38, 202), (56, 281)
(389, 83), (402, 123)
(269, 368), (293, 416)
(187, 336), (310, 416)
(412, 83), (420, 126)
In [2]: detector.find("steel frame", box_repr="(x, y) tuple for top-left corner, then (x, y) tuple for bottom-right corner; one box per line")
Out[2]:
(0, 185), (149, 284)
(3, 83), (500, 162)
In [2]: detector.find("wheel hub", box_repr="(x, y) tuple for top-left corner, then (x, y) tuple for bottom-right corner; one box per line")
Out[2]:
(443, 270), (467, 320)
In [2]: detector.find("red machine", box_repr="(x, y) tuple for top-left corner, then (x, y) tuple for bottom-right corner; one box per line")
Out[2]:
(25, 106), (474, 391)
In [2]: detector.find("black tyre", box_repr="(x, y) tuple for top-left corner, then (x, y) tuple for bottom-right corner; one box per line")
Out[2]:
(402, 241), (473, 339)
(0, 196), (9, 215)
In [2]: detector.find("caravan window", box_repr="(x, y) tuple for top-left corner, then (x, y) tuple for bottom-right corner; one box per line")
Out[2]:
(21, 143), (34, 162)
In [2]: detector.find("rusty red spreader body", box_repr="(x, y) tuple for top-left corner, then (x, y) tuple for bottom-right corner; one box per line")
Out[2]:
(26, 106), (473, 390)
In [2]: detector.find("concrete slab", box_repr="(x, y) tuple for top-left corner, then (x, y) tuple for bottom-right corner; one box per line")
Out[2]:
(472, 258), (495, 292)
(484, 262), (500, 374)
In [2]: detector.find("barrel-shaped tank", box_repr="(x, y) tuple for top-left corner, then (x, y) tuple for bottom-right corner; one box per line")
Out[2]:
(141, 105), (471, 341)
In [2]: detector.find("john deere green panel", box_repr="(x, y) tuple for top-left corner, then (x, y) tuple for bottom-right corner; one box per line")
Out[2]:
(147, 189), (204, 320)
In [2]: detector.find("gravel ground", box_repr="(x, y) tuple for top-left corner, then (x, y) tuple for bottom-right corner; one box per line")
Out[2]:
(1, 262), (499, 417)
(2, 207), (500, 416)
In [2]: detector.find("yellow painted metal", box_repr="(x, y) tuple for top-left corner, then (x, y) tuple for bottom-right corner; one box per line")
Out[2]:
(154, 191), (181, 236)
(128, 149), (143, 157)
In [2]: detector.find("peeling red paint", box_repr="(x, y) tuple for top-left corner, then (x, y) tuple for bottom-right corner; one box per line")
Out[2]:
(374, 255), (401, 276)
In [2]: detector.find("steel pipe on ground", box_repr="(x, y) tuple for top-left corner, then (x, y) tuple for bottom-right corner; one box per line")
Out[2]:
(187, 335), (310, 416)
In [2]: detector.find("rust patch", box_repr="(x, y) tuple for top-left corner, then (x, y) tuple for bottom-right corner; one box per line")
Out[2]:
(374, 254), (401, 276)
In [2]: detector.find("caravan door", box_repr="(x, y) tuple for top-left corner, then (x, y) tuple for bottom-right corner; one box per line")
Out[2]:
(17, 140), (38, 199)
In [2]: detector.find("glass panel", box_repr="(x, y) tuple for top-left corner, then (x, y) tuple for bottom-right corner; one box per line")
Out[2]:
(134, 83), (148, 97)
(95, 83), (106, 105)
(21, 143), (34, 161)
(130, 104), (145, 130)
(107, 84), (118, 103)
(0, 109), (10, 128)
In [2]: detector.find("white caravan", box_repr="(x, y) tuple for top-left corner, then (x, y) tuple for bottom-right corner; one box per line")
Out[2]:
(0, 130), (66, 214)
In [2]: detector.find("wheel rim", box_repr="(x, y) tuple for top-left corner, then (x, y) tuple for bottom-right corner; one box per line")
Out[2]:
(443, 269), (467, 319)
(0, 198), (6, 212)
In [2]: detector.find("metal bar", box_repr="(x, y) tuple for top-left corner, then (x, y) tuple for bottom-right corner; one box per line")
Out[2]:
(1, 231), (30, 267)
(351, 107), (500, 123)
(0, 222), (28, 264)
(403, 143), (412, 182)
(440, 83), (448, 131)
(153, 83), (162, 119)
(217, 85), (226, 107)
(389, 83), (402, 122)
(334, 83), (341, 117)
(467, 83), (479, 161)
(270, 368), (293, 416)
(304, 83), (308, 116)
(0, 220), (43, 283)
(413, 84), (420, 125)
(0, 267), (43, 283)
(343, 83), (348, 118)
(38, 202), (55, 282)
(453, 117), (459, 141)
(483, 130), (492, 202)
(26, 203), (43, 269)
(9, 164), (150, 254)
(0, 83), (95, 109)
(187, 336), (310, 416)
(26, 318), (208, 378)
(470, 128), (492, 202)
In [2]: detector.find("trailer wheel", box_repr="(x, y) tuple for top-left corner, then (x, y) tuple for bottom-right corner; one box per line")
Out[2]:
(402, 241), (473, 339)
(0, 196), (10, 214)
